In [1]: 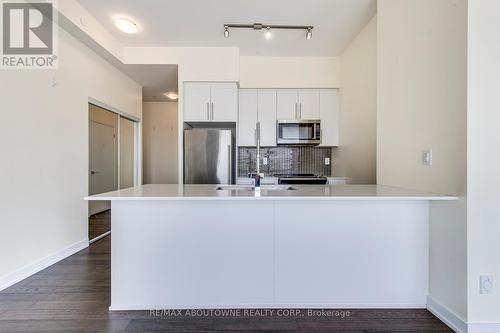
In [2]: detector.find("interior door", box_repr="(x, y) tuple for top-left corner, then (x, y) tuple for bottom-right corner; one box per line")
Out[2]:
(211, 83), (238, 121)
(238, 89), (258, 146)
(184, 82), (211, 121)
(298, 90), (320, 119)
(89, 120), (117, 215)
(277, 90), (298, 120)
(119, 117), (135, 189)
(258, 90), (277, 146)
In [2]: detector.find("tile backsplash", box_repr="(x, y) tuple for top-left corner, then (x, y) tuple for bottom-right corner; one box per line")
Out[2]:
(238, 146), (331, 177)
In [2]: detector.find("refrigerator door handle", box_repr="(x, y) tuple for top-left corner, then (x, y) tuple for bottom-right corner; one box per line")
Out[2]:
(211, 102), (214, 120)
(227, 144), (232, 184)
(206, 103), (210, 120)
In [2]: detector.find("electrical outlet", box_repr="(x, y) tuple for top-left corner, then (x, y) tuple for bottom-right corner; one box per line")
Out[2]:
(263, 156), (268, 165)
(325, 157), (330, 166)
(422, 149), (433, 166)
(480, 275), (494, 294)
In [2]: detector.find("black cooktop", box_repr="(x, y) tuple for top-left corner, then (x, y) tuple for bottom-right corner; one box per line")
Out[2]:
(275, 174), (328, 185)
(274, 173), (325, 178)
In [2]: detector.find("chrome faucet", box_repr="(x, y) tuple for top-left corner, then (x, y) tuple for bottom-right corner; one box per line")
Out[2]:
(254, 121), (262, 188)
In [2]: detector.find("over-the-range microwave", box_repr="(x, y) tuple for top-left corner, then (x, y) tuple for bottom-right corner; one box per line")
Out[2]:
(277, 120), (321, 145)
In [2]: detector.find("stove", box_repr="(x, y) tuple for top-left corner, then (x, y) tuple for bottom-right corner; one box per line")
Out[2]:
(275, 173), (328, 185)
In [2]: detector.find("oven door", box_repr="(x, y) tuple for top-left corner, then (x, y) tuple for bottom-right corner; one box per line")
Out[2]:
(277, 120), (321, 145)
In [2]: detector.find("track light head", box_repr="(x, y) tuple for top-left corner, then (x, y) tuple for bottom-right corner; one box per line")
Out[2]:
(224, 26), (229, 38)
(264, 27), (272, 39)
(306, 27), (312, 40)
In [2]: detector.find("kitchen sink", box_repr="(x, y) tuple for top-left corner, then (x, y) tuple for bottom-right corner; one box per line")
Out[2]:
(261, 185), (297, 191)
(215, 185), (297, 191)
(215, 185), (255, 191)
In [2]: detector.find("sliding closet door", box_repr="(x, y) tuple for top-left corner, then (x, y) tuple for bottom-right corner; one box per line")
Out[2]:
(119, 116), (135, 189)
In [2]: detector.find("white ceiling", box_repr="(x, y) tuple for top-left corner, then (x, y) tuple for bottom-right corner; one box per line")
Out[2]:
(76, 0), (377, 56)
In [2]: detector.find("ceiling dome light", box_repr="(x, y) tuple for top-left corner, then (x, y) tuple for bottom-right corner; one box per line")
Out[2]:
(264, 27), (272, 40)
(224, 26), (229, 38)
(114, 17), (139, 34)
(164, 92), (178, 100)
(306, 27), (312, 40)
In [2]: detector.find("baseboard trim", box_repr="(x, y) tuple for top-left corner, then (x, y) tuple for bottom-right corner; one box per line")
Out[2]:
(0, 239), (89, 292)
(110, 303), (427, 311)
(427, 296), (467, 333)
(89, 231), (111, 244)
(468, 322), (500, 333)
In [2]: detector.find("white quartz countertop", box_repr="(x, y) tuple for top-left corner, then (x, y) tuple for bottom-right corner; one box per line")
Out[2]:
(85, 184), (458, 201)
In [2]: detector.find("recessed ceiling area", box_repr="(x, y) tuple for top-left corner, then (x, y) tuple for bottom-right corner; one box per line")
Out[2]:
(76, 0), (376, 56)
(121, 64), (178, 102)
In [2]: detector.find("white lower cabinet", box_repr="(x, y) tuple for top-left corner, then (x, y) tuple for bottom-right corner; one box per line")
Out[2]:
(238, 89), (277, 147)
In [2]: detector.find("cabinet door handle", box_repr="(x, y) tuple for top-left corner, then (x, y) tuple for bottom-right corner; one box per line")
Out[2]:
(206, 102), (210, 120)
(299, 103), (302, 119)
(211, 102), (214, 120)
(295, 103), (298, 120)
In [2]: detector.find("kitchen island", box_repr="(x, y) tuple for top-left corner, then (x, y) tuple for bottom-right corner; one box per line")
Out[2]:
(86, 184), (456, 311)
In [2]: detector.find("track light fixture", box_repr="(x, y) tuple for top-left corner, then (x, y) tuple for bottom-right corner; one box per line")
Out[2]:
(223, 23), (313, 40)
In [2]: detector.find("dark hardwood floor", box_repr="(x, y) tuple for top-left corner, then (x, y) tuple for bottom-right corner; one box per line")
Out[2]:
(89, 210), (111, 241)
(0, 236), (453, 333)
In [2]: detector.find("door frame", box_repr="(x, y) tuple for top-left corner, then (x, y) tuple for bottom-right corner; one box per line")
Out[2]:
(88, 97), (141, 187)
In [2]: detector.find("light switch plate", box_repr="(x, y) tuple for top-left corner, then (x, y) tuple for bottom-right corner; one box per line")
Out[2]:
(480, 275), (494, 294)
(422, 149), (433, 166)
(325, 157), (330, 166)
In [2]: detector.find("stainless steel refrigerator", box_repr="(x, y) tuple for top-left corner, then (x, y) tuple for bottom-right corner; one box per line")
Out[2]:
(184, 129), (235, 184)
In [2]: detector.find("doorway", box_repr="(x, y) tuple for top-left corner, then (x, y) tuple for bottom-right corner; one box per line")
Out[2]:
(88, 103), (137, 242)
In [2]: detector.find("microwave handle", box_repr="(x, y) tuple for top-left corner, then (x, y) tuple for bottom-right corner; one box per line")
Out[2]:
(313, 123), (317, 139)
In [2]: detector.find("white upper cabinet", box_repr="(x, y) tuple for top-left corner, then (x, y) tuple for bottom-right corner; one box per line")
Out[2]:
(238, 88), (338, 147)
(238, 89), (277, 147)
(319, 89), (339, 146)
(184, 83), (211, 121)
(211, 83), (238, 121)
(184, 82), (237, 122)
(257, 90), (277, 147)
(277, 90), (298, 120)
(277, 89), (320, 120)
(298, 90), (320, 119)
(238, 90), (258, 146)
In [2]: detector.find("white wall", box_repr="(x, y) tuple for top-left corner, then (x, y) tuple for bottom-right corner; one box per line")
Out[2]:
(0, 27), (142, 287)
(377, 0), (467, 323)
(124, 47), (240, 83)
(467, 0), (500, 326)
(239, 56), (340, 88)
(334, 16), (377, 184)
(143, 102), (179, 184)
